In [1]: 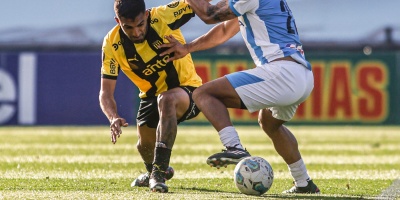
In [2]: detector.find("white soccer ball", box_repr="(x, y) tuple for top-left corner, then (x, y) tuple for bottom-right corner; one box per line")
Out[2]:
(233, 156), (274, 196)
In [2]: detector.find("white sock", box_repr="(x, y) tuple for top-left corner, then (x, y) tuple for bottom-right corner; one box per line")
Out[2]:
(218, 126), (244, 150)
(288, 158), (311, 187)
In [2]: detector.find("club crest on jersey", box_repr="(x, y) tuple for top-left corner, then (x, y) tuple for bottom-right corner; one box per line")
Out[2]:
(152, 40), (163, 49)
(167, 0), (179, 8)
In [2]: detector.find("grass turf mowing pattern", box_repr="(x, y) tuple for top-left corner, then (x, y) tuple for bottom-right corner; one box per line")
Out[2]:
(0, 179), (392, 198)
(0, 126), (399, 199)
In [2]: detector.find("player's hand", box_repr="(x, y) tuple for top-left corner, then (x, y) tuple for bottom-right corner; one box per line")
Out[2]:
(109, 117), (128, 144)
(159, 35), (190, 62)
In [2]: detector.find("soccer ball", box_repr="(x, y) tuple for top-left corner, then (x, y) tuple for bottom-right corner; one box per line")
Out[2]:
(233, 156), (274, 196)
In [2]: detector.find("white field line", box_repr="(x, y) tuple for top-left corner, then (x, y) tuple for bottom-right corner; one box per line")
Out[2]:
(377, 179), (400, 200)
(0, 190), (247, 200)
(1, 155), (400, 164)
(1, 143), (399, 151)
(0, 144), (134, 150)
(1, 169), (399, 180)
(0, 191), (126, 200)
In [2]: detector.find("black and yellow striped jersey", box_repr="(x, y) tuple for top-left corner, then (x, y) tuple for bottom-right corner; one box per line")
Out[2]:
(101, 0), (202, 98)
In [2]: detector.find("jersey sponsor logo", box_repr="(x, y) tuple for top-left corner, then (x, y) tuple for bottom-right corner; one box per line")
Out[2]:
(112, 41), (122, 51)
(0, 53), (37, 125)
(110, 58), (118, 74)
(152, 40), (163, 49)
(150, 18), (159, 24)
(174, 6), (190, 17)
(167, 1), (179, 8)
(142, 55), (170, 76)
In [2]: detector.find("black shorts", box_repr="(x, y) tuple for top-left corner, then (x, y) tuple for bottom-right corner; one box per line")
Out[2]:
(136, 86), (201, 128)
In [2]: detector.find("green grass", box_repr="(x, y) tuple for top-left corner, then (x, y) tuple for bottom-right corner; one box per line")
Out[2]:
(0, 126), (399, 199)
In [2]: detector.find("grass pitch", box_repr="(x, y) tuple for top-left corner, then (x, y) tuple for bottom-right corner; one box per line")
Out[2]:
(0, 125), (399, 199)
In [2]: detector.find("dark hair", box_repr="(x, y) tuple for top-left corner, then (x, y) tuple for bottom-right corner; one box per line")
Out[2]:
(114, 0), (146, 20)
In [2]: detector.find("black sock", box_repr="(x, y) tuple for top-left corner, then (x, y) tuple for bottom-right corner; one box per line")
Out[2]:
(152, 147), (171, 172)
(144, 162), (153, 173)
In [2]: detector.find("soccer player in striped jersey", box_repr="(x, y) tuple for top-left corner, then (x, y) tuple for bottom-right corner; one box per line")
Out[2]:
(160, 0), (320, 194)
(99, 0), (202, 193)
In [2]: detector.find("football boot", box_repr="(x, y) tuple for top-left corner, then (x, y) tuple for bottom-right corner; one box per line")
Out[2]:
(149, 165), (168, 193)
(282, 179), (320, 194)
(206, 146), (251, 168)
(131, 166), (174, 187)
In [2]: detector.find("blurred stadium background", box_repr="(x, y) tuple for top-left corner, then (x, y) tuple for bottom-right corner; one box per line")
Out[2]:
(1, 0), (400, 126)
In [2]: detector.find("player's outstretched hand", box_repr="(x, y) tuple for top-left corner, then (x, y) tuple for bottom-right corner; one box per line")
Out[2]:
(109, 117), (128, 144)
(160, 35), (189, 62)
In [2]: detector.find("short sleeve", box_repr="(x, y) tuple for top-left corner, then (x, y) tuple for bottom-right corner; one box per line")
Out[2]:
(154, 0), (195, 30)
(228, 0), (258, 16)
(101, 36), (119, 80)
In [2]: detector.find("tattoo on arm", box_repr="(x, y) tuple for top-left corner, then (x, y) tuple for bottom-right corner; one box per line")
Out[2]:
(206, 0), (236, 22)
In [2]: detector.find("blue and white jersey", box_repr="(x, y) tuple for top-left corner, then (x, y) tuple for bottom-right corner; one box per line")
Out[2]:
(229, 0), (311, 70)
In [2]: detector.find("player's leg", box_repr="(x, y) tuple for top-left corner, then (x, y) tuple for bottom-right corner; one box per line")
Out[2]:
(131, 124), (155, 187)
(258, 109), (300, 164)
(197, 60), (315, 169)
(132, 99), (174, 188)
(132, 127), (174, 188)
(149, 87), (193, 193)
(255, 60), (319, 194)
(136, 125), (156, 166)
(193, 61), (305, 167)
(193, 76), (241, 131)
(192, 77), (250, 168)
(258, 108), (320, 194)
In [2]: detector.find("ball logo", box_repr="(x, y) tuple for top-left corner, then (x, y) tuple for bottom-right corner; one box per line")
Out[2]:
(167, 1), (179, 8)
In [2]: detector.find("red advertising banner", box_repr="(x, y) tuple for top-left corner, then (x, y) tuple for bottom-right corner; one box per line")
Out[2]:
(189, 52), (399, 125)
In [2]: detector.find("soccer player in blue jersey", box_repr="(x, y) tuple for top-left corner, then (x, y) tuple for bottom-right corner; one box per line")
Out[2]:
(160, 0), (320, 194)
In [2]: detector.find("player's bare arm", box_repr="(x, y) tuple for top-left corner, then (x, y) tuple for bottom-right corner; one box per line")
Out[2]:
(99, 78), (129, 144)
(160, 18), (239, 61)
(186, 0), (236, 24)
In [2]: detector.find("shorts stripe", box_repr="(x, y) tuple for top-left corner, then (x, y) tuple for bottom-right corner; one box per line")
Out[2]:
(226, 71), (264, 88)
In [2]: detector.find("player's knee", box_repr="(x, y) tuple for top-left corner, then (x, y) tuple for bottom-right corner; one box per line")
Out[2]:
(258, 117), (272, 136)
(157, 92), (176, 107)
(193, 86), (211, 103)
(258, 111), (270, 133)
(136, 140), (141, 150)
(258, 110), (282, 136)
(192, 87), (202, 103)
